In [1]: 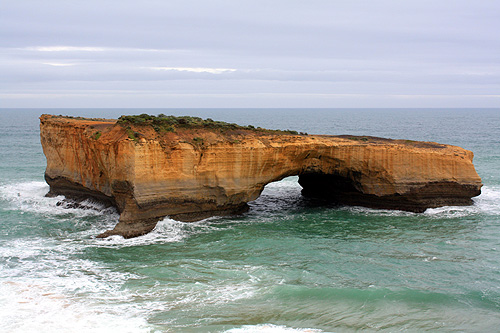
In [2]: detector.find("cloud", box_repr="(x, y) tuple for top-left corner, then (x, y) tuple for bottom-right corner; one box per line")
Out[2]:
(42, 62), (76, 67)
(26, 46), (105, 52)
(1, 0), (499, 107)
(22, 46), (183, 53)
(148, 67), (237, 74)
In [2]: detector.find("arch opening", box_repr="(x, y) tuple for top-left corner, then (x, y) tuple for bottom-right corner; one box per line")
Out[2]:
(298, 172), (360, 201)
(249, 172), (363, 214)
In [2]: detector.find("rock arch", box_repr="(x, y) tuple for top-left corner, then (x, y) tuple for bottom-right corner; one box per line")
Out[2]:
(40, 115), (482, 238)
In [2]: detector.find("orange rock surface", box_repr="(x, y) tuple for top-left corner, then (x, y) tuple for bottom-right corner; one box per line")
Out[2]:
(40, 115), (482, 238)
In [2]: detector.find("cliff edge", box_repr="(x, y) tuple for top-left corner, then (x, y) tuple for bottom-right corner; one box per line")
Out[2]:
(40, 114), (482, 238)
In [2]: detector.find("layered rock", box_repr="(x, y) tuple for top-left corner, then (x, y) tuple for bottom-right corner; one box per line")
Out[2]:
(40, 115), (482, 238)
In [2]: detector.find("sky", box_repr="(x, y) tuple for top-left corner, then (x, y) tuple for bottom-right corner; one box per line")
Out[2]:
(1, 0), (500, 108)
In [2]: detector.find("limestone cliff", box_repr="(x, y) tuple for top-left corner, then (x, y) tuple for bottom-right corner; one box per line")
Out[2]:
(40, 114), (482, 238)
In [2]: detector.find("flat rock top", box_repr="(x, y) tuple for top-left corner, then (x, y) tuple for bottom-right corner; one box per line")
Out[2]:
(39, 114), (464, 154)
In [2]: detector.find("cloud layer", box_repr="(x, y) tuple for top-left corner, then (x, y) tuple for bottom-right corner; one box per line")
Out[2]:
(1, 0), (499, 107)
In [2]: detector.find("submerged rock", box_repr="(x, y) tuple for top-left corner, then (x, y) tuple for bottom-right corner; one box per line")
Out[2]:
(40, 114), (482, 238)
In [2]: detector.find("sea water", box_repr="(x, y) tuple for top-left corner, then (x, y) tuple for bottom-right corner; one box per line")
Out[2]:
(0, 108), (499, 332)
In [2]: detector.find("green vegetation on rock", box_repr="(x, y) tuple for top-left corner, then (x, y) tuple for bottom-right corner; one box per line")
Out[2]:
(125, 127), (140, 142)
(117, 114), (302, 135)
(348, 136), (369, 142)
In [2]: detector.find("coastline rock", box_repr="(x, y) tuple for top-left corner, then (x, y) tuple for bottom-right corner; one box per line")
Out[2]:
(40, 115), (482, 238)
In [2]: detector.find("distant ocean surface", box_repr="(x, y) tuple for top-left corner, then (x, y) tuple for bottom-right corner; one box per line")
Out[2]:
(1, 108), (500, 332)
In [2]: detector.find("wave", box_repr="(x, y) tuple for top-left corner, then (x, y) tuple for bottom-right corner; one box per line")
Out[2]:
(224, 324), (323, 333)
(342, 185), (500, 219)
(0, 181), (233, 246)
(424, 185), (500, 218)
(0, 228), (153, 332)
(2, 180), (499, 245)
(0, 181), (117, 218)
(1, 180), (499, 332)
(253, 177), (500, 219)
(92, 218), (222, 248)
(0, 234), (262, 332)
(470, 185), (500, 215)
(0, 279), (151, 333)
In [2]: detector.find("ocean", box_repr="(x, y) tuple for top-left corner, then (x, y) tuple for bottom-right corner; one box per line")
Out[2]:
(0, 108), (499, 332)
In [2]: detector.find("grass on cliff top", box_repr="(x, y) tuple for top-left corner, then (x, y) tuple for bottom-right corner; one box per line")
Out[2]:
(117, 114), (305, 135)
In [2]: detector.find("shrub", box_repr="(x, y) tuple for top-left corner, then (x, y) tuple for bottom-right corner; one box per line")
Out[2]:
(192, 137), (204, 145)
(348, 136), (369, 142)
(125, 127), (140, 142)
(117, 114), (302, 135)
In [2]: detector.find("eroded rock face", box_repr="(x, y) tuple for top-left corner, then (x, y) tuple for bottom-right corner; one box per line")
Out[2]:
(40, 115), (482, 238)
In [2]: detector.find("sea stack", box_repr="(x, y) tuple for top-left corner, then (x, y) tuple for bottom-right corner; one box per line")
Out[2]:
(40, 114), (482, 238)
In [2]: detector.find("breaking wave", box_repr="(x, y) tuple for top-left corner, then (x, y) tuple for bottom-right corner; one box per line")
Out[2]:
(225, 324), (323, 332)
(0, 181), (117, 218)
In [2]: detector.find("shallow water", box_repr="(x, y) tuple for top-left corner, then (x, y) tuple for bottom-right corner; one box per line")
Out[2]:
(1, 108), (499, 332)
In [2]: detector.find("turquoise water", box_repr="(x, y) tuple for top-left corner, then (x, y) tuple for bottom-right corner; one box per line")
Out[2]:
(1, 108), (500, 332)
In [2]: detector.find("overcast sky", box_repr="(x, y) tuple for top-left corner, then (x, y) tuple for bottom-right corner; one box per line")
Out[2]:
(1, 0), (499, 108)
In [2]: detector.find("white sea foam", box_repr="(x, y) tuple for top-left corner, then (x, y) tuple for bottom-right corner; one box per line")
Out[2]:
(2, 180), (499, 244)
(0, 182), (146, 322)
(344, 206), (416, 217)
(224, 324), (323, 333)
(471, 185), (500, 216)
(0, 251), (262, 331)
(0, 233), (154, 332)
(92, 217), (222, 248)
(424, 205), (478, 218)
(0, 280), (152, 333)
(0, 237), (57, 263)
(0, 181), (230, 245)
(1, 236), (143, 331)
(259, 178), (500, 219)
(423, 185), (500, 218)
(262, 176), (302, 191)
(167, 282), (257, 312)
(343, 185), (500, 219)
(0, 181), (117, 218)
(260, 177), (302, 198)
(199, 282), (257, 305)
(95, 218), (190, 246)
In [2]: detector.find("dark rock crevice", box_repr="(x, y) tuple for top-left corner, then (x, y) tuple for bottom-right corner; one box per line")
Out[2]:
(45, 174), (117, 209)
(298, 173), (481, 213)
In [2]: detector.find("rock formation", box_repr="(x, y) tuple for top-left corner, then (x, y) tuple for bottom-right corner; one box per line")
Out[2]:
(40, 114), (482, 238)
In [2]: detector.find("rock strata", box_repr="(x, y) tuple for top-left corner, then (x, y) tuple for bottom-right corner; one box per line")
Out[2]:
(40, 115), (482, 238)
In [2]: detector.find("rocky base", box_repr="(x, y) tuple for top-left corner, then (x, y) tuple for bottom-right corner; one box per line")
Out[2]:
(95, 204), (250, 238)
(169, 204), (250, 222)
(45, 174), (117, 207)
(96, 218), (159, 239)
(299, 173), (481, 213)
